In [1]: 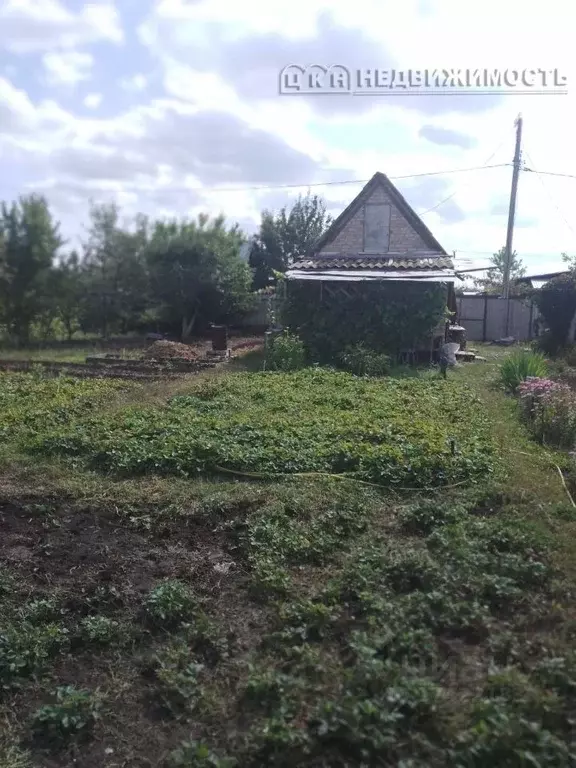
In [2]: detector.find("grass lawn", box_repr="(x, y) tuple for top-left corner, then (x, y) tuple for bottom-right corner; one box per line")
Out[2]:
(1, 347), (576, 767)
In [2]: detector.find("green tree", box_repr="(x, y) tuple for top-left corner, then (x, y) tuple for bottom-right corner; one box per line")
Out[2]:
(473, 247), (526, 295)
(0, 195), (63, 345)
(146, 214), (254, 340)
(249, 193), (332, 290)
(54, 251), (84, 340)
(533, 255), (576, 348)
(80, 204), (150, 337)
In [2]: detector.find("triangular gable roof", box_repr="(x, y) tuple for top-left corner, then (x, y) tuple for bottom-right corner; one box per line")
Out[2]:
(311, 171), (447, 256)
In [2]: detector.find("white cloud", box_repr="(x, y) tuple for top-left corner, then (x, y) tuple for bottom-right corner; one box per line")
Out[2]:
(83, 93), (103, 109)
(0, 0), (123, 53)
(120, 74), (148, 92)
(1, 0), (576, 272)
(43, 51), (94, 86)
(0, 76), (53, 138)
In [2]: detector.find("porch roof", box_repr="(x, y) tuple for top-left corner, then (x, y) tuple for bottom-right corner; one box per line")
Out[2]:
(286, 269), (455, 282)
(291, 252), (453, 272)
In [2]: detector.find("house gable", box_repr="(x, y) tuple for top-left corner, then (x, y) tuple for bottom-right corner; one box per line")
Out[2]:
(316, 172), (446, 256)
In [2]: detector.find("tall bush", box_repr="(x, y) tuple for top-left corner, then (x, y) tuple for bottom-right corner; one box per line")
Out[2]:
(282, 282), (446, 364)
(339, 344), (390, 377)
(534, 273), (576, 349)
(265, 331), (306, 371)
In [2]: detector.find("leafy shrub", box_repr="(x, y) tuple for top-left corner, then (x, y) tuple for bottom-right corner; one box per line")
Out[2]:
(451, 698), (575, 766)
(348, 627), (438, 668)
(78, 615), (123, 646)
(21, 599), (61, 624)
(532, 654), (576, 696)
(30, 686), (100, 746)
(178, 616), (231, 667)
(533, 331), (574, 359)
(265, 331), (306, 371)
(274, 599), (340, 645)
(243, 667), (300, 714)
(148, 642), (204, 716)
(167, 740), (237, 767)
(339, 344), (390, 377)
(398, 500), (468, 535)
(534, 273), (576, 348)
(518, 377), (576, 447)
(310, 673), (440, 761)
(381, 549), (442, 594)
(561, 344), (576, 368)
(0, 624), (68, 687)
(283, 280), (446, 363)
(144, 580), (197, 628)
(533, 330), (565, 358)
(500, 350), (548, 392)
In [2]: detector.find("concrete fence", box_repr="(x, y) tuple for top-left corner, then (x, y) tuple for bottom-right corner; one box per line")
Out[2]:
(457, 295), (539, 342)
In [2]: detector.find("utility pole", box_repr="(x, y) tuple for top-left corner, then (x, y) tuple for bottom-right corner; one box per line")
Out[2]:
(502, 113), (523, 337)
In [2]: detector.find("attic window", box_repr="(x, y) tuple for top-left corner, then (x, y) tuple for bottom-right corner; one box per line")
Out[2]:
(363, 203), (391, 252)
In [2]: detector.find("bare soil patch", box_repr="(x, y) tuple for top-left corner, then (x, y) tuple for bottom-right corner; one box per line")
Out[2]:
(0, 497), (269, 768)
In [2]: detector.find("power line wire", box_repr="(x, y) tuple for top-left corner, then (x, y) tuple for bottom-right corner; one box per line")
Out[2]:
(456, 249), (573, 256)
(199, 163), (511, 193)
(522, 147), (576, 242)
(419, 129), (514, 216)
(523, 168), (576, 180)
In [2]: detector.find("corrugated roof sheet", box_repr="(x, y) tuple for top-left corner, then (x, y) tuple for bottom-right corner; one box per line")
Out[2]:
(286, 269), (455, 282)
(293, 254), (454, 271)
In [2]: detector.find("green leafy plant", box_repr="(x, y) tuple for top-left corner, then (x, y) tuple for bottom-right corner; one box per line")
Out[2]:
(339, 344), (390, 377)
(265, 331), (306, 371)
(29, 686), (100, 747)
(78, 615), (123, 646)
(20, 599), (61, 624)
(450, 697), (575, 766)
(282, 280), (446, 363)
(500, 349), (548, 393)
(310, 673), (440, 762)
(243, 667), (301, 714)
(398, 500), (468, 535)
(0, 624), (68, 687)
(34, 369), (497, 490)
(167, 740), (237, 767)
(144, 580), (197, 628)
(148, 642), (204, 717)
(534, 272), (576, 348)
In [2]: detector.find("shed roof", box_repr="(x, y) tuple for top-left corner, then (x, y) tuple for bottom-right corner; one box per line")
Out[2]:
(310, 171), (447, 257)
(287, 172), (453, 282)
(293, 254), (454, 272)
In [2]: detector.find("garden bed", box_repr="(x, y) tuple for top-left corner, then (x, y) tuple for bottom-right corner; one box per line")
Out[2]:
(0, 358), (218, 380)
(26, 368), (496, 488)
(1, 357), (575, 768)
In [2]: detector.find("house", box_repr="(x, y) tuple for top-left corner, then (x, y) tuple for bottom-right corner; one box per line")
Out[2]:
(284, 172), (457, 362)
(515, 270), (569, 290)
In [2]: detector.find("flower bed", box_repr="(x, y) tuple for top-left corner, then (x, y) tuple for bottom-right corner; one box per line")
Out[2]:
(518, 377), (576, 448)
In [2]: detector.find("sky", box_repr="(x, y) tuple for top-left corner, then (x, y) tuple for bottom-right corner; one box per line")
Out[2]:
(1, 0), (575, 276)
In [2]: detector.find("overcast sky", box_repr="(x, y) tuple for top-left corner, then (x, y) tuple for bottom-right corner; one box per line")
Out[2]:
(1, 0), (575, 275)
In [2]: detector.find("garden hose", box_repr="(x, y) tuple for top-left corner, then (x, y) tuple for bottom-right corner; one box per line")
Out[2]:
(213, 465), (468, 492)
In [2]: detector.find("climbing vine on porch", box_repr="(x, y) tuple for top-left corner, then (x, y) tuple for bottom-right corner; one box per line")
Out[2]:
(282, 281), (447, 363)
